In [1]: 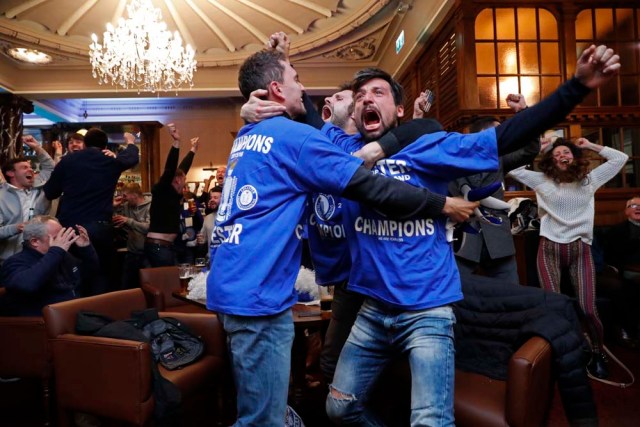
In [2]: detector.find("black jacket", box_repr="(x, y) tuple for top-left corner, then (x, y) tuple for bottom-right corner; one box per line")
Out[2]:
(455, 272), (597, 425)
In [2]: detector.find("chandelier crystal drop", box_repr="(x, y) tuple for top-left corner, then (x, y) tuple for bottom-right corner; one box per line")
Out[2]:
(89, 0), (197, 93)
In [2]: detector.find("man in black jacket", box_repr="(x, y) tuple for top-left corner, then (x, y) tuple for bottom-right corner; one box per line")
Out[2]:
(0, 215), (98, 316)
(44, 129), (138, 295)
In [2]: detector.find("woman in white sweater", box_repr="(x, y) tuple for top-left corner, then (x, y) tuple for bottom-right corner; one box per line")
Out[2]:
(508, 137), (628, 379)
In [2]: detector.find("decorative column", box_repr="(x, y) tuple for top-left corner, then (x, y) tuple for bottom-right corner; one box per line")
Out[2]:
(0, 94), (34, 163)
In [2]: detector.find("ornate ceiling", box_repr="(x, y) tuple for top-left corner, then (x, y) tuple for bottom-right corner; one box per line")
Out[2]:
(0, 0), (453, 122)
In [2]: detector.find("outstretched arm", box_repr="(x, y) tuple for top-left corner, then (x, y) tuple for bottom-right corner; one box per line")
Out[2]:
(495, 44), (620, 155)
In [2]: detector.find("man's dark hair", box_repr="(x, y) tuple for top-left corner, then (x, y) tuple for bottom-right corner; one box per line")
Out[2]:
(1, 157), (28, 178)
(84, 128), (109, 149)
(338, 81), (352, 92)
(238, 50), (286, 100)
(351, 68), (404, 106)
(469, 116), (500, 133)
(210, 186), (223, 193)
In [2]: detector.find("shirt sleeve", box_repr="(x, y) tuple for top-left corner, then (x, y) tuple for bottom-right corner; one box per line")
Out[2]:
(507, 167), (546, 189)
(588, 147), (628, 189)
(116, 144), (140, 171)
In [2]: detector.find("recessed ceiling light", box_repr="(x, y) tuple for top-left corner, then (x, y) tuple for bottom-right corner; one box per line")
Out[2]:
(7, 47), (52, 64)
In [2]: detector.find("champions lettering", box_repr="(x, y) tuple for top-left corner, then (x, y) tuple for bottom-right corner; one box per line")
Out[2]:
(354, 217), (434, 238)
(309, 213), (346, 239)
(231, 134), (273, 154)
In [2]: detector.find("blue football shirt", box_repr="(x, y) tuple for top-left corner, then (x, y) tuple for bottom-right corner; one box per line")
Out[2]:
(207, 117), (363, 316)
(343, 128), (499, 310)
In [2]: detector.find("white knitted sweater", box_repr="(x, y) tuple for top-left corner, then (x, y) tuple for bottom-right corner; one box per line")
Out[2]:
(508, 147), (628, 244)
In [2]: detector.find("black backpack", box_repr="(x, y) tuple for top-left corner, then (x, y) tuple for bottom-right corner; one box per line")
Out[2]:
(142, 316), (204, 370)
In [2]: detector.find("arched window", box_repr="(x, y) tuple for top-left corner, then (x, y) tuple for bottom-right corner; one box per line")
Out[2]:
(576, 8), (640, 107)
(475, 8), (561, 108)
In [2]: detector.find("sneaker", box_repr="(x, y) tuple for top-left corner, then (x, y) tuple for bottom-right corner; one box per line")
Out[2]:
(587, 352), (609, 379)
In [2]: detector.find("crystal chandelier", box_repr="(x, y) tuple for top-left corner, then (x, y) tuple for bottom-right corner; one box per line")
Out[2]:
(89, 0), (197, 93)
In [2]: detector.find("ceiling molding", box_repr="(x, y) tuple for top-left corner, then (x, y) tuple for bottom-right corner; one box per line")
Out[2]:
(0, 0), (454, 121)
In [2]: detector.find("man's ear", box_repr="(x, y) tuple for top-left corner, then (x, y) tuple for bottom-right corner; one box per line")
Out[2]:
(396, 104), (405, 119)
(269, 81), (285, 102)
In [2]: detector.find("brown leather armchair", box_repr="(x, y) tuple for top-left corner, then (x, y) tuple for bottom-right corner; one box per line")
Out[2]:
(0, 307), (52, 426)
(43, 288), (229, 426)
(455, 336), (553, 427)
(139, 266), (209, 313)
(371, 336), (553, 427)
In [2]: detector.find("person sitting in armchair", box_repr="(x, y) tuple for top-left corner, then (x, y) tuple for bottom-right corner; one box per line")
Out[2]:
(0, 215), (98, 316)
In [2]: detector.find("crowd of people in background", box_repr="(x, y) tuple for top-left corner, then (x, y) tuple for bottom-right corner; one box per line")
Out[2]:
(0, 123), (225, 316)
(0, 29), (637, 426)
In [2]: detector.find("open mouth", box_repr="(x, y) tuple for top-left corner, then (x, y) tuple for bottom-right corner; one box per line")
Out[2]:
(362, 108), (381, 131)
(321, 105), (332, 122)
(560, 159), (570, 164)
(25, 174), (33, 180)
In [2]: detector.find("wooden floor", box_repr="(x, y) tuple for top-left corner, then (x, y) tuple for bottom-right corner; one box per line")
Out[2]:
(2, 343), (638, 426)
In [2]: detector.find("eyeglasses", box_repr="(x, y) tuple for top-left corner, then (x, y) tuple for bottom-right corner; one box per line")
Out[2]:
(626, 204), (640, 209)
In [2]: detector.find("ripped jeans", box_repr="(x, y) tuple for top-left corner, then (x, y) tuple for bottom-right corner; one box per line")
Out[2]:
(325, 299), (455, 426)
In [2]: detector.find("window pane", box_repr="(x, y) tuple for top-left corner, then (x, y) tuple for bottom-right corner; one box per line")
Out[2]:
(476, 43), (496, 74)
(520, 76), (540, 104)
(498, 76), (519, 106)
(496, 9), (516, 39)
(541, 76), (561, 98)
(519, 42), (539, 74)
(540, 43), (560, 74)
(575, 9), (593, 40)
(576, 42), (592, 59)
(595, 9), (614, 40)
(619, 42), (638, 74)
(478, 77), (498, 108)
(475, 8), (494, 40)
(538, 8), (558, 39)
(599, 78), (619, 106)
(497, 42), (518, 74)
(517, 9), (537, 39)
(621, 76), (639, 106)
(615, 9), (634, 40)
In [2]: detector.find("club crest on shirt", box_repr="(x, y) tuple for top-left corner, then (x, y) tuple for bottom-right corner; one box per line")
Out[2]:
(236, 185), (258, 211)
(314, 194), (336, 221)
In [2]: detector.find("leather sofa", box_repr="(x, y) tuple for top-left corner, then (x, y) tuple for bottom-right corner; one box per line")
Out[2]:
(42, 288), (229, 426)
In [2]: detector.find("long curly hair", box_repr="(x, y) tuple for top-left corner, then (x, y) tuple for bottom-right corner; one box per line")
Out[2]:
(538, 138), (590, 184)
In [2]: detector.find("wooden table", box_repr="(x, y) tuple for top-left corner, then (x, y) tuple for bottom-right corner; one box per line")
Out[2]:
(171, 292), (330, 407)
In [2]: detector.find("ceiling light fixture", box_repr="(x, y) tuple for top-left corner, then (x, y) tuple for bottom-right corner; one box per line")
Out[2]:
(89, 0), (197, 93)
(7, 48), (52, 64)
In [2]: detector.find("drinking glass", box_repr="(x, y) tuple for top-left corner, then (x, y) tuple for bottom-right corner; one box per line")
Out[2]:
(178, 263), (191, 295)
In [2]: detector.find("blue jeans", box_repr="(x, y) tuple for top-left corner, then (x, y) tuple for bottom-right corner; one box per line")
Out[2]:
(326, 299), (456, 426)
(219, 309), (295, 427)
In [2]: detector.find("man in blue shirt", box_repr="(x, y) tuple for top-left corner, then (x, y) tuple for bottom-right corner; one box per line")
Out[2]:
(326, 45), (621, 426)
(208, 49), (465, 427)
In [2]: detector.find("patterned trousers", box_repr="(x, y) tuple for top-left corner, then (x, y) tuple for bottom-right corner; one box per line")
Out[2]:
(537, 237), (604, 351)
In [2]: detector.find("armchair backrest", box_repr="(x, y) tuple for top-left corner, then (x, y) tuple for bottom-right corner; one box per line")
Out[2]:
(43, 288), (147, 339)
(139, 266), (185, 309)
(0, 316), (49, 378)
